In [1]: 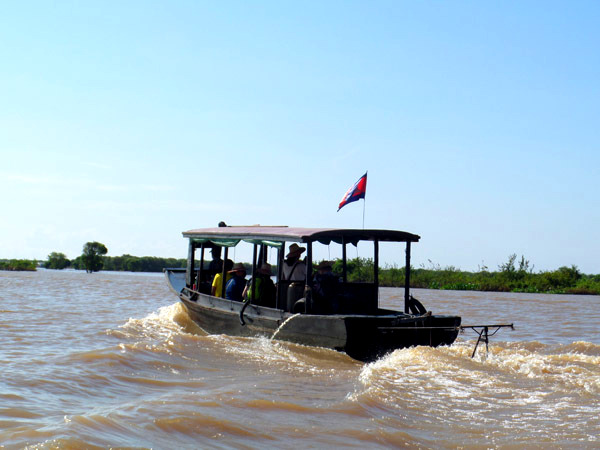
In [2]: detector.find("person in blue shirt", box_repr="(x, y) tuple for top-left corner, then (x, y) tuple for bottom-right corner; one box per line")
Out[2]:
(225, 262), (247, 301)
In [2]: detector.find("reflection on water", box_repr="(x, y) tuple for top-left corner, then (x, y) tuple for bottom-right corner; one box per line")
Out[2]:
(0, 270), (598, 448)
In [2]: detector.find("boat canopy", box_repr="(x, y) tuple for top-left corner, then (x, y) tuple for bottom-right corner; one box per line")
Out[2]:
(182, 226), (420, 248)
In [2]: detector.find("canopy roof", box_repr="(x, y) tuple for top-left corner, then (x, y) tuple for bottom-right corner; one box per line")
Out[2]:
(182, 226), (420, 247)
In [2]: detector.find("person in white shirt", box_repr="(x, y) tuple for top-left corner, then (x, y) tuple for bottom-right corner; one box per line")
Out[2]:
(282, 243), (306, 281)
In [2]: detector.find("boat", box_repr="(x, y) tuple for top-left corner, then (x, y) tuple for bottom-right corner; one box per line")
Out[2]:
(164, 226), (462, 361)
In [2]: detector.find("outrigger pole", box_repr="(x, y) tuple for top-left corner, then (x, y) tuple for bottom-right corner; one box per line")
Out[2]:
(377, 323), (514, 358)
(461, 324), (514, 358)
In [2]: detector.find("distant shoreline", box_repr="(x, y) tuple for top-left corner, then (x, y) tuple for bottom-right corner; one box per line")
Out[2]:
(3, 256), (599, 296)
(0, 259), (37, 271)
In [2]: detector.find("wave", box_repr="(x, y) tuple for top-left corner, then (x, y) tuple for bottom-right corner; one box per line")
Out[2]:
(353, 340), (600, 417)
(207, 334), (358, 375)
(119, 302), (204, 338)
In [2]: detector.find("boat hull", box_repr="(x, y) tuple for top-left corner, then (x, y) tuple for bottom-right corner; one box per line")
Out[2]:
(168, 269), (460, 361)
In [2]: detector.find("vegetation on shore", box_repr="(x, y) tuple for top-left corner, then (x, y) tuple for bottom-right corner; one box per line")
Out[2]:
(332, 254), (600, 295)
(0, 259), (37, 271)
(5, 245), (600, 295)
(101, 255), (187, 272)
(44, 250), (187, 272)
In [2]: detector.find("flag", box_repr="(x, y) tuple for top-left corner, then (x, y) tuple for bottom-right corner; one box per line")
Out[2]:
(338, 172), (367, 211)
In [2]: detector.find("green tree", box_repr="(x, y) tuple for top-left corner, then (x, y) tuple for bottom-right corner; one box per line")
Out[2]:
(81, 242), (108, 273)
(44, 252), (70, 270)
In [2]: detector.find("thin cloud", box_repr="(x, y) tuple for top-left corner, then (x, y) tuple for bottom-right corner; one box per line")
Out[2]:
(81, 162), (112, 170)
(140, 184), (177, 192)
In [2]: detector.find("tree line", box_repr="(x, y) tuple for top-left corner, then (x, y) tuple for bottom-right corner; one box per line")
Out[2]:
(332, 254), (600, 295)
(43, 242), (187, 273)
(0, 259), (37, 271)
(5, 243), (600, 295)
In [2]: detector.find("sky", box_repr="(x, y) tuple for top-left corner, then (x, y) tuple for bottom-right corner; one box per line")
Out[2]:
(1, 1), (599, 273)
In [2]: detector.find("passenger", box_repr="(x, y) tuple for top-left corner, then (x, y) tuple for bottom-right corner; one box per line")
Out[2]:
(282, 243), (306, 281)
(211, 259), (233, 297)
(312, 260), (340, 314)
(225, 263), (247, 301)
(207, 247), (223, 280)
(243, 262), (276, 307)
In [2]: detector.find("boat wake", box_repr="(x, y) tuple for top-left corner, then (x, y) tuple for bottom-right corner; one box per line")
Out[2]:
(207, 334), (358, 375)
(114, 303), (202, 339)
(358, 340), (600, 395)
(349, 340), (600, 444)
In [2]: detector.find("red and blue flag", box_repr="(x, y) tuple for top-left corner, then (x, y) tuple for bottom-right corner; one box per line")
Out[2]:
(338, 172), (367, 211)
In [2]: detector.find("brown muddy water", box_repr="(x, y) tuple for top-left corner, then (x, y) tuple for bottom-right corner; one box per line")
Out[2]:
(1, 269), (599, 449)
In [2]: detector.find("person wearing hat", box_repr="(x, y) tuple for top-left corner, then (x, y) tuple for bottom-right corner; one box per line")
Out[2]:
(225, 262), (247, 301)
(282, 243), (306, 281)
(312, 260), (340, 314)
(242, 262), (276, 307)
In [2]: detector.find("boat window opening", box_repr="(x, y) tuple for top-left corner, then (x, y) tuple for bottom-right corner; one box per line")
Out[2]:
(196, 244), (205, 291)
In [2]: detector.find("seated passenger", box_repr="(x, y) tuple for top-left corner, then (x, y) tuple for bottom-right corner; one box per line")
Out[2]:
(243, 263), (276, 307)
(312, 260), (340, 314)
(282, 244), (306, 281)
(225, 263), (247, 301)
(211, 259), (233, 298)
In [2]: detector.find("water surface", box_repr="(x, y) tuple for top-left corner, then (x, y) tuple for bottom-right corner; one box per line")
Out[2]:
(1, 270), (598, 448)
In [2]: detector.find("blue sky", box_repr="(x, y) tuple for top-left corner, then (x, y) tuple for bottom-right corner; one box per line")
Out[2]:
(1, 1), (599, 273)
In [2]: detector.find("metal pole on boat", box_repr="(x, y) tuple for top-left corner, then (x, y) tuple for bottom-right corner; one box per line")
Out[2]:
(276, 246), (283, 309)
(199, 244), (205, 286)
(221, 246), (228, 298)
(186, 240), (195, 288)
(306, 241), (312, 313)
(342, 238), (347, 283)
(405, 241), (411, 314)
(250, 244), (257, 303)
(374, 240), (379, 308)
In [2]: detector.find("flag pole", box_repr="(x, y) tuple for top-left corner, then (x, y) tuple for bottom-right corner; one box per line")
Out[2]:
(362, 198), (366, 229)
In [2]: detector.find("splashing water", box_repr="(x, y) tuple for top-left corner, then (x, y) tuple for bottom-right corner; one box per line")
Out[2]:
(270, 313), (301, 341)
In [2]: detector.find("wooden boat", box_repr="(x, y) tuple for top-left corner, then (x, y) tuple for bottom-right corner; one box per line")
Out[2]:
(164, 226), (461, 361)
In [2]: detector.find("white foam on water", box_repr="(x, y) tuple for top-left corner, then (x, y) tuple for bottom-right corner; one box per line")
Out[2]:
(350, 340), (600, 442)
(107, 302), (205, 356)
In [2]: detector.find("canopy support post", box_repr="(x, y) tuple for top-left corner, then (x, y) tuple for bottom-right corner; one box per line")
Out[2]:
(374, 240), (379, 308)
(404, 241), (411, 314)
(220, 247), (229, 298)
(276, 246), (284, 309)
(342, 238), (347, 283)
(250, 244), (257, 301)
(186, 240), (195, 288)
(306, 241), (313, 313)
